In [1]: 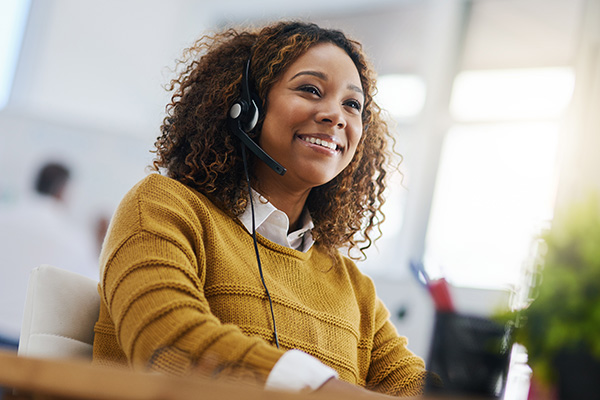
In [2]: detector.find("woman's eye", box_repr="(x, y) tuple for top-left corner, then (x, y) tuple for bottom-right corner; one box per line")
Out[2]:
(299, 85), (321, 96)
(345, 99), (362, 112)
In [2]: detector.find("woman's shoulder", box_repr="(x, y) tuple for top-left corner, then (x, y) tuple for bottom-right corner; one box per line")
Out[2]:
(130, 173), (191, 195)
(109, 173), (237, 241)
(127, 173), (207, 203)
(117, 173), (222, 218)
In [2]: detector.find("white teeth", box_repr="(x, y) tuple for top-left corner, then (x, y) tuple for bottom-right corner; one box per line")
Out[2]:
(302, 136), (337, 151)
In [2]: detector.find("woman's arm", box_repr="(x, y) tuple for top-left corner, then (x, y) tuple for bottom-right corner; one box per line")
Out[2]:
(364, 300), (428, 397)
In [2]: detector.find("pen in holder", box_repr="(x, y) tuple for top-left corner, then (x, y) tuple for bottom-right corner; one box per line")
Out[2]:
(425, 311), (513, 398)
(409, 260), (455, 312)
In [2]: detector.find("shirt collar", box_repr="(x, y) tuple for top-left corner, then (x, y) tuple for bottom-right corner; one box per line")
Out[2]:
(238, 189), (314, 252)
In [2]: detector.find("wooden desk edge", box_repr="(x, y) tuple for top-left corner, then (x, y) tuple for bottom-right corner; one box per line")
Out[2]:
(0, 350), (433, 400)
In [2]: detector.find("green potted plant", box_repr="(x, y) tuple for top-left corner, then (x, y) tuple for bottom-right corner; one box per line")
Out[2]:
(507, 194), (600, 399)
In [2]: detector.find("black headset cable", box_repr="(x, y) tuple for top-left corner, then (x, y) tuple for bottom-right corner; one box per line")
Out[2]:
(241, 145), (280, 349)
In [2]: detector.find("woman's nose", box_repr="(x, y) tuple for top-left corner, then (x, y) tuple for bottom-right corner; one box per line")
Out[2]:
(316, 101), (346, 129)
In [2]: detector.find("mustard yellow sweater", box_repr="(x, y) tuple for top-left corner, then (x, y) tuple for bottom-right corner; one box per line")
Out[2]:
(93, 174), (426, 396)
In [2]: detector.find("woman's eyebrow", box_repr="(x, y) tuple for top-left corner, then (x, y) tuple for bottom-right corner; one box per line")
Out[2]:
(348, 83), (364, 96)
(290, 70), (327, 81)
(290, 70), (364, 96)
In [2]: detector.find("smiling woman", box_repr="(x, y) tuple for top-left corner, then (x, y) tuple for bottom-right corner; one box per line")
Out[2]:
(92, 21), (428, 398)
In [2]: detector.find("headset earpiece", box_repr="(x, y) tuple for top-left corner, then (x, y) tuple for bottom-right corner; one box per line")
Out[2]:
(229, 98), (259, 133)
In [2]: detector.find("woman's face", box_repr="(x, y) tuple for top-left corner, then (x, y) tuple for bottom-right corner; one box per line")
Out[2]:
(256, 42), (364, 193)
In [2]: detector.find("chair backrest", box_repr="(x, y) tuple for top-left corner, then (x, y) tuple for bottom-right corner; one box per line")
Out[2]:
(18, 264), (100, 360)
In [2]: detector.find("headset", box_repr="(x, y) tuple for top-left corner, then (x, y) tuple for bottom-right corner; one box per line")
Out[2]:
(228, 59), (286, 176)
(227, 59), (284, 348)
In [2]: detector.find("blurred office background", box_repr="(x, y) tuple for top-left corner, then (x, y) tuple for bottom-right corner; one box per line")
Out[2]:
(1, 0), (599, 364)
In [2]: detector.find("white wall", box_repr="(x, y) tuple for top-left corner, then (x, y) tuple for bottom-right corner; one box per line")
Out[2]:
(8, 0), (212, 136)
(555, 0), (600, 210)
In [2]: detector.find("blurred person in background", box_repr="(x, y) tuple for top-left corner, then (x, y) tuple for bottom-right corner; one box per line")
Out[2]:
(0, 161), (99, 350)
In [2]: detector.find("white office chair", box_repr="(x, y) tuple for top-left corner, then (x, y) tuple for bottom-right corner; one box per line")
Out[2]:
(18, 264), (100, 360)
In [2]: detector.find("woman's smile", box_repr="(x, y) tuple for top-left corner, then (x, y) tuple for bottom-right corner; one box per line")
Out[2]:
(297, 134), (342, 153)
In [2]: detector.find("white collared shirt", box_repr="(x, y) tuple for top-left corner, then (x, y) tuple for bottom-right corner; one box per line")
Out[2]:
(237, 190), (338, 392)
(238, 189), (315, 252)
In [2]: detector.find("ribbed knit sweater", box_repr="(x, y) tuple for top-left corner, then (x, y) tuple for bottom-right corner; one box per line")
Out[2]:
(93, 174), (427, 396)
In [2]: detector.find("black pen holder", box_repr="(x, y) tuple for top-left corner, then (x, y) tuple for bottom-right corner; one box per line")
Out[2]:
(425, 311), (513, 398)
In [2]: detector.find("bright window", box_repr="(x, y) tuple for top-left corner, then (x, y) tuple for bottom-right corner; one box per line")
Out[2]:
(0, 0), (31, 110)
(450, 68), (575, 121)
(376, 74), (426, 121)
(424, 68), (574, 289)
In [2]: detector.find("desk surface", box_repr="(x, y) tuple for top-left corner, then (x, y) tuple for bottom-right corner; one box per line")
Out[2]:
(0, 350), (437, 400)
(0, 350), (500, 400)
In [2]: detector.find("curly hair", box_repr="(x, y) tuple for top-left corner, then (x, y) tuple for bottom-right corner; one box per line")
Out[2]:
(153, 21), (398, 260)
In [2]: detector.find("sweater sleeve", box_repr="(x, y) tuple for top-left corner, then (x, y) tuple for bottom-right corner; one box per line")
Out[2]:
(99, 175), (284, 383)
(365, 299), (428, 396)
